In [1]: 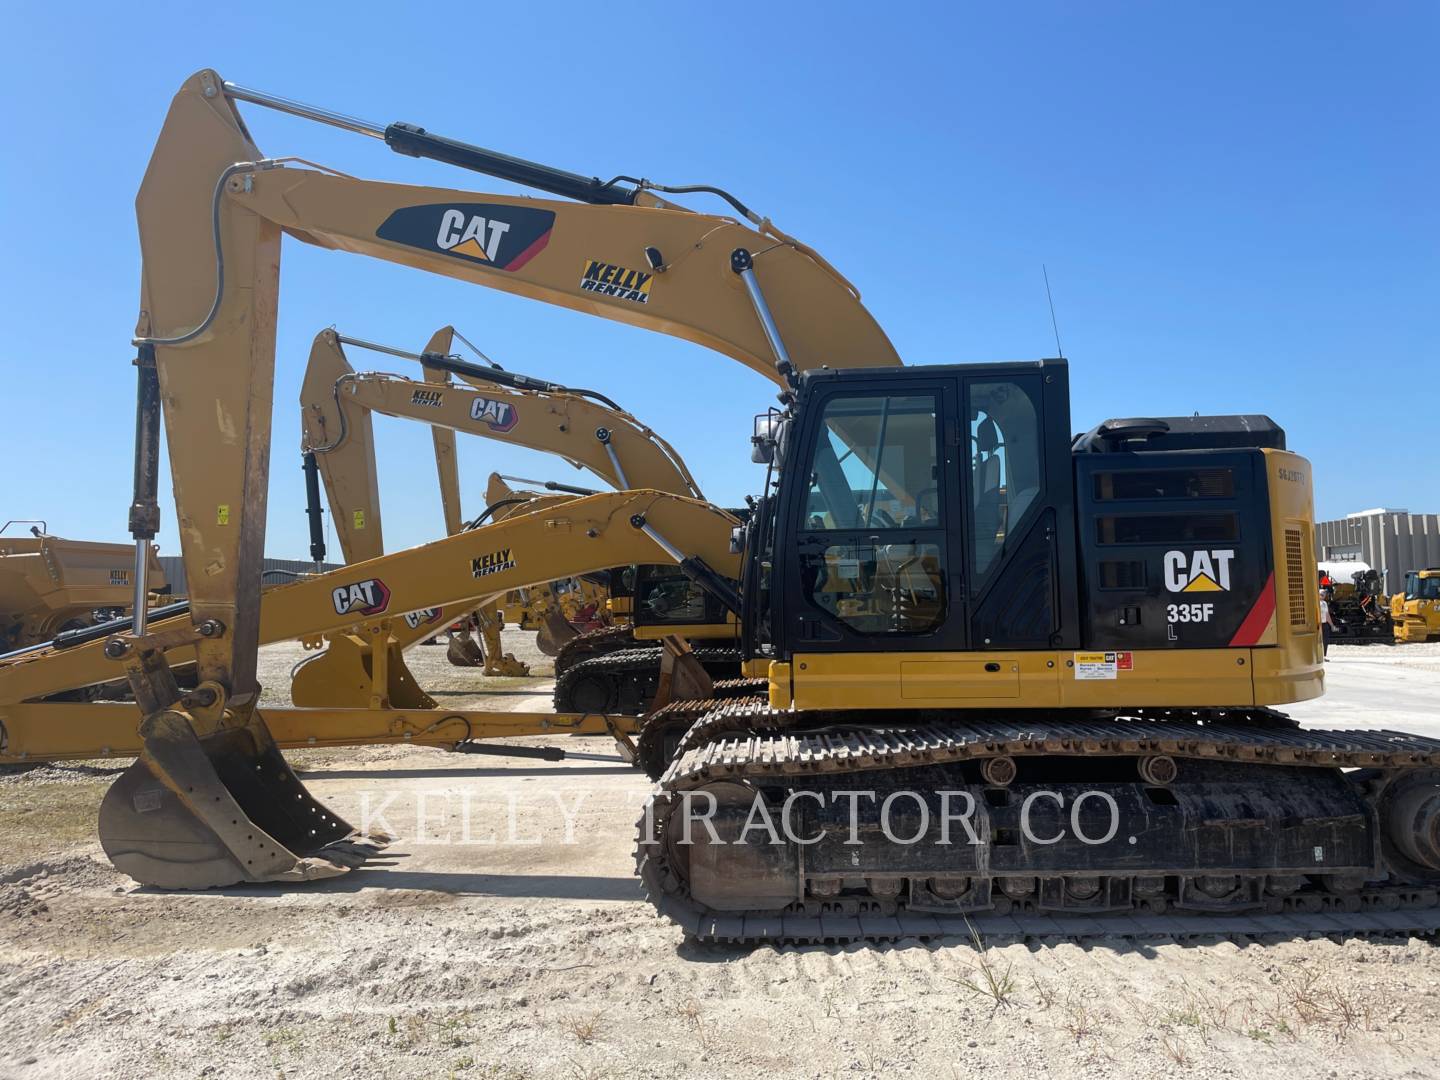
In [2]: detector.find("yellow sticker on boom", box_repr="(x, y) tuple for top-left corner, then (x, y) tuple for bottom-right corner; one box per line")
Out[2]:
(353, 509), (366, 529)
(579, 259), (653, 304)
(216, 504), (230, 526)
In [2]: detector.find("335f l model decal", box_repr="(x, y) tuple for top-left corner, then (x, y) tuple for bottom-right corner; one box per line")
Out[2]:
(376, 203), (555, 272)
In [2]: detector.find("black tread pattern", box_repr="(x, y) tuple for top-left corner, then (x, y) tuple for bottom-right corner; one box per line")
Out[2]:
(634, 706), (1440, 944)
(551, 647), (743, 715)
(553, 625), (637, 676)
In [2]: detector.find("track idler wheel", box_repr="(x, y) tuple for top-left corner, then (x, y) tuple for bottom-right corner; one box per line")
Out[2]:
(1380, 770), (1440, 881)
(98, 705), (387, 889)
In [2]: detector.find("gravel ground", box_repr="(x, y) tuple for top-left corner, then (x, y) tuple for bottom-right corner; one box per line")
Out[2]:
(2, 637), (1439, 1079)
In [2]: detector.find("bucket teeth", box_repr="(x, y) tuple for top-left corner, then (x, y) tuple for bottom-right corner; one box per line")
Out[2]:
(270, 858), (352, 883)
(98, 706), (372, 889)
(314, 839), (387, 869)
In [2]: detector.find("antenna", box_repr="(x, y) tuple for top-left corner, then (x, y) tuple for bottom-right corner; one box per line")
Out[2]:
(1042, 264), (1065, 358)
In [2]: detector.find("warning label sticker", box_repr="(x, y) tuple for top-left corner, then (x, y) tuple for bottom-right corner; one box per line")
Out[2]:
(1075, 652), (1118, 680)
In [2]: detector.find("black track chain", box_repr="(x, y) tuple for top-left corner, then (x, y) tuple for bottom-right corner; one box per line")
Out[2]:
(661, 709), (1440, 786)
(634, 688), (768, 779)
(553, 625), (637, 676)
(635, 706), (1440, 944)
(552, 646), (743, 715)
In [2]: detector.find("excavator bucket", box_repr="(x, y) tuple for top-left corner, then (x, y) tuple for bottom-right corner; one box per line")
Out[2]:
(653, 634), (714, 708)
(477, 617), (530, 677)
(535, 608), (578, 657)
(98, 706), (387, 889)
(446, 630), (487, 668)
(485, 652), (531, 677)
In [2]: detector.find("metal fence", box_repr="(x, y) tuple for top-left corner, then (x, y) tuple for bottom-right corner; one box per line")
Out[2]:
(156, 556), (341, 597)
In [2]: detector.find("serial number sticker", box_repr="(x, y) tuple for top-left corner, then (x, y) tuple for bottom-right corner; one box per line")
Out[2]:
(1075, 652), (1118, 680)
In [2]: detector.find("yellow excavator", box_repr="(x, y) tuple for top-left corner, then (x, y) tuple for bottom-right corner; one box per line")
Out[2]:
(298, 324), (743, 711)
(300, 324), (532, 678)
(472, 474), (612, 654)
(6, 72), (1440, 944)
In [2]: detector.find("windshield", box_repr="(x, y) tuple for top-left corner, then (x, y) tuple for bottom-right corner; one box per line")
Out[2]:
(804, 395), (938, 530)
(1410, 574), (1440, 601)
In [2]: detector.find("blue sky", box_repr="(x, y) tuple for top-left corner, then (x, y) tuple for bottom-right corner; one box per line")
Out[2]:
(1, 3), (1434, 557)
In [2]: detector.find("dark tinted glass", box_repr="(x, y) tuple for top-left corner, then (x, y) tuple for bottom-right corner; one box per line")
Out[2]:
(1096, 513), (1239, 545)
(1093, 468), (1234, 501)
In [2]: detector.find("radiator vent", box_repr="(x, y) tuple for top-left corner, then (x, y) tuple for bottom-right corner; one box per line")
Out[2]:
(1285, 528), (1308, 627)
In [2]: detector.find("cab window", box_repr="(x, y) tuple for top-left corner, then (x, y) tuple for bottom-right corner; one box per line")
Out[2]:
(969, 380), (1041, 578)
(804, 394), (939, 529)
(800, 393), (945, 634)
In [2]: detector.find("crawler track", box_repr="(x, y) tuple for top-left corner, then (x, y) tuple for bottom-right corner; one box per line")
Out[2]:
(634, 686), (769, 779)
(552, 646), (743, 715)
(553, 625), (638, 676)
(635, 706), (1440, 944)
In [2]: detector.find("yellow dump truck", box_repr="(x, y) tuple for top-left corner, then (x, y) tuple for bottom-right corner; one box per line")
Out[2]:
(0, 522), (165, 652)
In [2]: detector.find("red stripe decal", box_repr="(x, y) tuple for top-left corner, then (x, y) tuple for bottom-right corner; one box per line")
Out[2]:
(503, 229), (552, 272)
(1228, 571), (1276, 647)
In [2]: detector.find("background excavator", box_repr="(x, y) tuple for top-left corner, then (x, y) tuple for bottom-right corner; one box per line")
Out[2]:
(471, 474), (612, 654)
(0, 487), (740, 766)
(8, 72), (1440, 946)
(300, 325), (532, 678)
(297, 323), (747, 713)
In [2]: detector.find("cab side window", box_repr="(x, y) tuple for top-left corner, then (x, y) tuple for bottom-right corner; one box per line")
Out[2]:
(969, 380), (1042, 579)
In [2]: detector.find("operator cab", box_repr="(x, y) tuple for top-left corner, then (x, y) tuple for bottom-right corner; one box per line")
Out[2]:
(748, 359), (1285, 664)
(1404, 570), (1440, 601)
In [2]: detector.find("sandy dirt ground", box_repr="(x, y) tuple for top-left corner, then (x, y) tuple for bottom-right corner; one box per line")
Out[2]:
(3, 638), (1440, 1079)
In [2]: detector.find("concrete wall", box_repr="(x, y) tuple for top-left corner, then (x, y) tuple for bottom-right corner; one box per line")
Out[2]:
(1316, 512), (1440, 594)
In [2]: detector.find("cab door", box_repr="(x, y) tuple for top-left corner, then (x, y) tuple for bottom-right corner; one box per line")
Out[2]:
(779, 377), (969, 654)
(959, 370), (1077, 650)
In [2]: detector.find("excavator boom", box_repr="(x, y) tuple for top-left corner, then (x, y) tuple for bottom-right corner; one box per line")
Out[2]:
(0, 490), (738, 762)
(0, 489), (736, 705)
(300, 326), (704, 563)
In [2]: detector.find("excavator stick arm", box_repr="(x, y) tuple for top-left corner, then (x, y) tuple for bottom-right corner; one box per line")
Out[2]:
(299, 328), (385, 563)
(422, 326), (466, 537)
